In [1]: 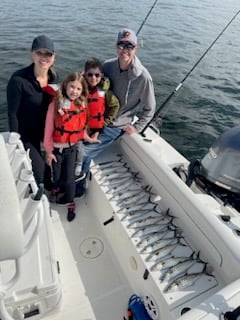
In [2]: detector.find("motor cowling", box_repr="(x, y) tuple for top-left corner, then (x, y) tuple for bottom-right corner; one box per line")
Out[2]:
(200, 125), (240, 194)
(187, 125), (240, 211)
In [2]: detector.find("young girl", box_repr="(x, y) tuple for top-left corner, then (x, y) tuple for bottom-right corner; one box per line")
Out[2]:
(44, 72), (99, 221)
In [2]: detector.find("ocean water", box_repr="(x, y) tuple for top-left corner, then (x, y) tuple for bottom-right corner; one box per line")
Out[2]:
(1, 0), (240, 160)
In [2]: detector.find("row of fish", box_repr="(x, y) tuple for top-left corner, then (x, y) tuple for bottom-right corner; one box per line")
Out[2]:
(92, 155), (216, 294)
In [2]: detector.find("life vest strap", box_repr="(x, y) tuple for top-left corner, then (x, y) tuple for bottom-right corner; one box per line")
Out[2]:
(54, 126), (85, 136)
(90, 112), (104, 120)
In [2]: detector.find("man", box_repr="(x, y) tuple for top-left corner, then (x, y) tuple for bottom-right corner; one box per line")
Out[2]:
(76, 27), (156, 196)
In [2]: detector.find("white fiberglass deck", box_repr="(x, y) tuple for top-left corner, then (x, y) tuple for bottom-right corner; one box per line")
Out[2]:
(2, 130), (240, 320)
(45, 196), (133, 320)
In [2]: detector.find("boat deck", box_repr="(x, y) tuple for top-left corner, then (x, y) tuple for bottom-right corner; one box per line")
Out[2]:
(43, 136), (214, 320)
(45, 197), (132, 320)
(2, 131), (240, 320)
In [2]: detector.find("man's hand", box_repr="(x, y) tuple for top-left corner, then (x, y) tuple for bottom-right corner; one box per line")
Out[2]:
(84, 131), (101, 143)
(123, 124), (137, 135)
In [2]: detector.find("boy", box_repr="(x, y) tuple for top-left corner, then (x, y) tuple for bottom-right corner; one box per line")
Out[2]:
(75, 57), (120, 183)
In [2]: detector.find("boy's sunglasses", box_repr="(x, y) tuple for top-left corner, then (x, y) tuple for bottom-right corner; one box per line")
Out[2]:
(86, 72), (102, 78)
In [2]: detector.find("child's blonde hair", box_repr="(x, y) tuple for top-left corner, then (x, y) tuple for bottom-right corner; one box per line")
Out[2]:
(54, 72), (88, 110)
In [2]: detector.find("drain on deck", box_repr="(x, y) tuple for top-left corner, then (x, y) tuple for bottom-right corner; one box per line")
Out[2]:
(80, 237), (104, 258)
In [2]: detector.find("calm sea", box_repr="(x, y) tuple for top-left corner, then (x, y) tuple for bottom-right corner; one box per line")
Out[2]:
(1, 0), (240, 160)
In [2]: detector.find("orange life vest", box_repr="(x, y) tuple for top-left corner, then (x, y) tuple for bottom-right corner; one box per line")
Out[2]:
(88, 88), (105, 129)
(53, 99), (87, 144)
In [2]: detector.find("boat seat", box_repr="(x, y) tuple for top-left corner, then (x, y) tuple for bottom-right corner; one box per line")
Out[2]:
(0, 134), (24, 261)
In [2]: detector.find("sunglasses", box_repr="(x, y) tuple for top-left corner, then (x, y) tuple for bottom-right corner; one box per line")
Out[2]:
(86, 72), (102, 78)
(117, 43), (135, 51)
(35, 50), (54, 58)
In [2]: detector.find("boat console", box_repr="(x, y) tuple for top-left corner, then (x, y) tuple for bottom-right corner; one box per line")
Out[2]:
(0, 132), (61, 320)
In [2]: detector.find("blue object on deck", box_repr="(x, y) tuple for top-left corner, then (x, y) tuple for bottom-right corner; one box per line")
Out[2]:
(128, 294), (152, 320)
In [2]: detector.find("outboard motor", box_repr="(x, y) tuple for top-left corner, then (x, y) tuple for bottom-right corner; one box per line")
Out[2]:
(187, 125), (240, 211)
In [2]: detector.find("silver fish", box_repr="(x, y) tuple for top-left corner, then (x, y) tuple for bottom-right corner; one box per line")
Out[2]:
(125, 192), (161, 206)
(136, 229), (168, 241)
(111, 189), (143, 202)
(128, 215), (174, 230)
(137, 228), (174, 245)
(134, 234), (163, 248)
(136, 227), (177, 248)
(120, 208), (161, 222)
(164, 273), (207, 293)
(125, 192), (161, 204)
(121, 192), (159, 207)
(118, 207), (147, 219)
(119, 203), (158, 218)
(160, 258), (200, 282)
(118, 192), (150, 206)
(146, 241), (185, 262)
(131, 223), (169, 238)
(113, 182), (142, 193)
(139, 234), (181, 254)
(127, 209), (163, 222)
(106, 179), (142, 195)
(130, 216), (175, 230)
(132, 221), (165, 230)
(149, 242), (187, 270)
(95, 165), (129, 176)
(93, 157), (123, 168)
(92, 164), (123, 175)
(127, 216), (167, 228)
(98, 170), (133, 182)
(105, 173), (140, 185)
(140, 237), (181, 254)
(157, 252), (196, 271)
(119, 203), (157, 214)
(130, 203), (161, 213)
(100, 175), (134, 187)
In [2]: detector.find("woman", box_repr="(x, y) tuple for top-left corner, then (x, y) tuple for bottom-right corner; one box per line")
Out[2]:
(7, 35), (58, 188)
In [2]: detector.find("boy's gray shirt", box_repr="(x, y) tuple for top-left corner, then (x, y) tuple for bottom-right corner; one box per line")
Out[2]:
(103, 55), (156, 132)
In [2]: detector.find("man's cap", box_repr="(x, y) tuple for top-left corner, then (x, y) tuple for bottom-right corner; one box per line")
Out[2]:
(31, 35), (55, 53)
(117, 28), (137, 46)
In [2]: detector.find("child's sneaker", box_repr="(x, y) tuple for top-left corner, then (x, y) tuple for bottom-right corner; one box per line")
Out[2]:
(67, 202), (76, 222)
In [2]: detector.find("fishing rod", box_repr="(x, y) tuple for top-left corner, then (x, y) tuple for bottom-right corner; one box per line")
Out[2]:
(136, 0), (159, 36)
(141, 8), (240, 135)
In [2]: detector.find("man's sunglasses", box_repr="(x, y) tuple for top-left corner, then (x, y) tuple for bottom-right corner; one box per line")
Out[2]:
(117, 43), (135, 51)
